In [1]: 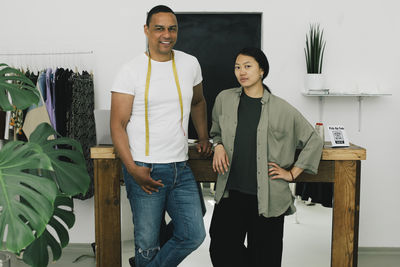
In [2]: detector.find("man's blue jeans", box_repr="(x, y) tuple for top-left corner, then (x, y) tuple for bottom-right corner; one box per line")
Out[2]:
(123, 161), (206, 267)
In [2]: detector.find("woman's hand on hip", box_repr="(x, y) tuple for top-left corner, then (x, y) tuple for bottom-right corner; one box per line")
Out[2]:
(213, 145), (230, 174)
(268, 162), (293, 182)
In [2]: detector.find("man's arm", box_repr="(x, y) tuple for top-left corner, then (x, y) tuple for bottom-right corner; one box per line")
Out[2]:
(110, 92), (163, 193)
(110, 92), (135, 171)
(190, 82), (211, 155)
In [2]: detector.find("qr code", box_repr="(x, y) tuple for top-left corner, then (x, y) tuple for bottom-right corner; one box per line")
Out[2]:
(332, 130), (344, 144)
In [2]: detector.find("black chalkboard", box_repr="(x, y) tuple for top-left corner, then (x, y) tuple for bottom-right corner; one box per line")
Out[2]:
(174, 13), (262, 139)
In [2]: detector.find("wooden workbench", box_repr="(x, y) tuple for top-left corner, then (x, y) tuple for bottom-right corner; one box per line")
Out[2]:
(91, 143), (366, 267)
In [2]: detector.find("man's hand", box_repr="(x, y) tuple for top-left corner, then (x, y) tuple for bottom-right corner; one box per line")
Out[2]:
(191, 82), (211, 157)
(129, 165), (164, 194)
(196, 139), (212, 157)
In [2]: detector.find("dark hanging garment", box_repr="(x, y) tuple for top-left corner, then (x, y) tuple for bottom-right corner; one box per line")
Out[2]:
(67, 71), (96, 199)
(25, 70), (39, 85)
(55, 68), (73, 137)
(0, 110), (6, 140)
(295, 182), (333, 208)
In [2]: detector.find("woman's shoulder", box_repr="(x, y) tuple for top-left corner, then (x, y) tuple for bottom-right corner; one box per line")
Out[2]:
(216, 87), (241, 98)
(269, 94), (299, 115)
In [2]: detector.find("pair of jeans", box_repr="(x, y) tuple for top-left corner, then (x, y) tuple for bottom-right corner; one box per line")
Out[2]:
(209, 190), (285, 267)
(159, 180), (207, 247)
(123, 161), (206, 267)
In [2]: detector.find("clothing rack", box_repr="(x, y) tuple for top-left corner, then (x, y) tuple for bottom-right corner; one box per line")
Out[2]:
(0, 51), (94, 56)
(0, 51), (94, 73)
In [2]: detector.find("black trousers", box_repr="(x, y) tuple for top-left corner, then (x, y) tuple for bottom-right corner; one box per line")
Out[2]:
(209, 190), (284, 267)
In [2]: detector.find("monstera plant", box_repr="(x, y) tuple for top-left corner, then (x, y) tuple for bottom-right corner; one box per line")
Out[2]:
(0, 63), (90, 267)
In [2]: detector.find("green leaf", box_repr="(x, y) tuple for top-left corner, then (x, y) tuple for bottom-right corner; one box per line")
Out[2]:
(22, 231), (52, 267)
(53, 196), (75, 229)
(29, 123), (90, 196)
(22, 195), (75, 267)
(0, 141), (57, 253)
(0, 64), (40, 111)
(304, 23), (326, 74)
(320, 42), (326, 73)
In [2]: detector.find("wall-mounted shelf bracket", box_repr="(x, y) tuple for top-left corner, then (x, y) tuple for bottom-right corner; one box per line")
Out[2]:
(302, 92), (392, 132)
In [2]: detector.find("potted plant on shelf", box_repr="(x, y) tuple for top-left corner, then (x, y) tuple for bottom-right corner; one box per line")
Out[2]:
(0, 63), (90, 267)
(304, 23), (327, 93)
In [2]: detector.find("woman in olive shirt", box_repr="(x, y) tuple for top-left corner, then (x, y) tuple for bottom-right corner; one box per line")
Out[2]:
(209, 47), (323, 267)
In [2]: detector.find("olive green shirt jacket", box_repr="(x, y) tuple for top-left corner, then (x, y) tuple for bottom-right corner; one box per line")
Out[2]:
(210, 87), (323, 218)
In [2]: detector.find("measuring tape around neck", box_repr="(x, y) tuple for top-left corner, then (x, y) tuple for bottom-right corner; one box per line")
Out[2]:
(144, 50), (184, 156)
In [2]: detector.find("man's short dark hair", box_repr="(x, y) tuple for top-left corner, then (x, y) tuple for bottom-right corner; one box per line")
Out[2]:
(146, 5), (176, 26)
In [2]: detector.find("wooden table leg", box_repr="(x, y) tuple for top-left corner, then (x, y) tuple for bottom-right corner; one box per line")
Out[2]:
(331, 160), (361, 267)
(94, 159), (122, 267)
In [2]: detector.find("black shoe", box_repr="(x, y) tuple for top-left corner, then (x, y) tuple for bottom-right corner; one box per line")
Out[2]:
(129, 257), (135, 267)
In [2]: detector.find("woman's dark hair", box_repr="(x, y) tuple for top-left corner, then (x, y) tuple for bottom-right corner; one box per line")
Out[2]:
(236, 47), (271, 93)
(146, 5), (175, 26)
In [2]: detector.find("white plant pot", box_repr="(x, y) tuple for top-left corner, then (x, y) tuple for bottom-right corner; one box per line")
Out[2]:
(305, 74), (325, 91)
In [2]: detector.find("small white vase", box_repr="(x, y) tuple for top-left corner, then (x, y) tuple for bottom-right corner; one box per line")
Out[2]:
(305, 74), (325, 91)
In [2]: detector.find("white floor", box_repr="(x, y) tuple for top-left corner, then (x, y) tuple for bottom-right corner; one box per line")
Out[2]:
(122, 187), (333, 267)
(7, 186), (400, 266)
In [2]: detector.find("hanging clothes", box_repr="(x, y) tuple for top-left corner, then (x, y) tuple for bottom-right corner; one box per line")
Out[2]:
(45, 68), (57, 129)
(25, 69), (39, 85)
(55, 68), (73, 137)
(23, 70), (51, 140)
(0, 110), (6, 140)
(19, 66), (96, 200)
(295, 182), (333, 208)
(66, 70), (96, 199)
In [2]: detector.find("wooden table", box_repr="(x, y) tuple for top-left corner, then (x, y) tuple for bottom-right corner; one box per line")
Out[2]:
(91, 143), (366, 267)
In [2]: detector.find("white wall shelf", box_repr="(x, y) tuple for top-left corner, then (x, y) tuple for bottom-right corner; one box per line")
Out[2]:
(302, 92), (392, 131)
(302, 92), (392, 97)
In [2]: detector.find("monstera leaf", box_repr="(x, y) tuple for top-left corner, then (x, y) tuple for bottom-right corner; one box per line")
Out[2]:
(0, 141), (57, 253)
(29, 123), (90, 196)
(22, 195), (75, 267)
(0, 64), (90, 267)
(0, 63), (39, 111)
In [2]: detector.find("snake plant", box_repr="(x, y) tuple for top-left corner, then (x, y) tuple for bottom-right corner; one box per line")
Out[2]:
(305, 24), (326, 74)
(0, 63), (90, 267)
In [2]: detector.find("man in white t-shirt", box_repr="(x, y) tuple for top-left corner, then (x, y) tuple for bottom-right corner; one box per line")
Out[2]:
(110, 5), (211, 267)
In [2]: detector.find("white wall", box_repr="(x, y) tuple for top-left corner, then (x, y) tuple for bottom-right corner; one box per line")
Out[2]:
(1, 0), (399, 247)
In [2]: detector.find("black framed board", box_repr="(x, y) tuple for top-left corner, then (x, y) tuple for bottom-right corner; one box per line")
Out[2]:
(174, 13), (262, 139)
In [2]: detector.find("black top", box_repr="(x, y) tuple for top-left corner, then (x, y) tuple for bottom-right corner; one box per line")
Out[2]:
(55, 68), (73, 137)
(227, 92), (262, 195)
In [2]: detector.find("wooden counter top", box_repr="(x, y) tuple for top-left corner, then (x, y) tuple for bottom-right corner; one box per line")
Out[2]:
(91, 142), (366, 161)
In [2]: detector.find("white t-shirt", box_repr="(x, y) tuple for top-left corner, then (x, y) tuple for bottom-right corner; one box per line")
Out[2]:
(112, 50), (203, 163)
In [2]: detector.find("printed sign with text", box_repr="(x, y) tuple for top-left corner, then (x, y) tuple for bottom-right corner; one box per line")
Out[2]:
(327, 125), (350, 147)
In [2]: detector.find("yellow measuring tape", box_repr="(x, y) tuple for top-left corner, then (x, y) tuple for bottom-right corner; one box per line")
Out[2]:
(144, 51), (184, 156)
